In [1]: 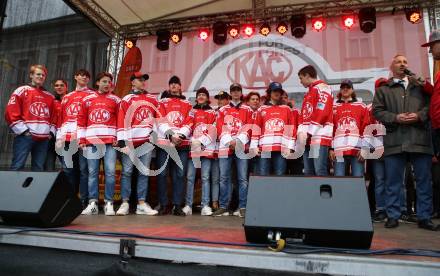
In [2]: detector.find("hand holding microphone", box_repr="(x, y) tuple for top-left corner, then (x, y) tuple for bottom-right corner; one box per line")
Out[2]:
(404, 68), (425, 85)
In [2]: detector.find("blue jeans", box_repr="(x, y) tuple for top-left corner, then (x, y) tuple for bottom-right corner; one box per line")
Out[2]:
(61, 144), (89, 202)
(120, 149), (153, 201)
(373, 159), (406, 212)
(186, 158), (212, 207)
(303, 145), (329, 176)
(249, 157), (259, 175)
(334, 156), (364, 177)
(156, 148), (189, 206)
(259, 151), (287, 176)
(11, 134), (49, 171)
(219, 154), (248, 209)
(85, 144), (117, 202)
(211, 158), (220, 201)
(384, 153), (432, 220)
(373, 159), (386, 211)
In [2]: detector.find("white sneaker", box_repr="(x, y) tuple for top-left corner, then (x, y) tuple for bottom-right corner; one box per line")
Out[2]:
(81, 201), (98, 215)
(104, 202), (115, 216)
(182, 205), (192, 215)
(201, 206), (213, 216)
(116, 202), (129, 216)
(136, 203), (158, 215)
(233, 209), (240, 217)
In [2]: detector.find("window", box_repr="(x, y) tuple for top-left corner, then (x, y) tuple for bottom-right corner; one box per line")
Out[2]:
(347, 37), (372, 58)
(17, 59), (29, 85)
(55, 54), (70, 78)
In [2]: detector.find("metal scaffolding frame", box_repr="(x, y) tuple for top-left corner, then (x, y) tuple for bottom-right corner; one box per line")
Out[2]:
(65, 0), (440, 79)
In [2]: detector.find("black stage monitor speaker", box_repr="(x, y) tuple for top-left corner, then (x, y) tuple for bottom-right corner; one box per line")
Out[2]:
(244, 176), (374, 249)
(0, 171), (82, 227)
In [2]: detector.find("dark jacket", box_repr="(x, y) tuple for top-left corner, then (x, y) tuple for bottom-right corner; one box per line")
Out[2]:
(372, 78), (432, 156)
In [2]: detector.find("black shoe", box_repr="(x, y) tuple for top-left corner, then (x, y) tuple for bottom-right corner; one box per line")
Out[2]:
(385, 218), (399, 228)
(418, 220), (439, 231)
(399, 212), (417, 224)
(157, 205), (169, 216)
(172, 205), (186, 216)
(373, 211), (387, 223)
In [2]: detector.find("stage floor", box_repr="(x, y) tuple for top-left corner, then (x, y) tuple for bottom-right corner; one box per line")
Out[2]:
(65, 214), (440, 260)
(1, 214), (440, 275)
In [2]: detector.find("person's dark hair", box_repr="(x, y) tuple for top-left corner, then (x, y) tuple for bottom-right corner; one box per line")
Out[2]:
(298, 65), (317, 79)
(337, 91), (357, 102)
(52, 78), (68, 87)
(74, 69), (91, 78)
(246, 91), (260, 102)
(95, 72), (113, 82)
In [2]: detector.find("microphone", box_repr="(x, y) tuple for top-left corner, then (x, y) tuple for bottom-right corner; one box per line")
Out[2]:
(403, 68), (415, 76)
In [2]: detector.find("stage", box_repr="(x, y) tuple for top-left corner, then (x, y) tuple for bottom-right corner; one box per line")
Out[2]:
(1, 214), (440, 275)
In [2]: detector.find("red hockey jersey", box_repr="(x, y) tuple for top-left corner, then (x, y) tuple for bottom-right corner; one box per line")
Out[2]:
(117, 91), (158, 147)
(216, 102), (253, 156)
(298, 80), (334, 146)
(188, 106), (217, 158)
(77, 92), (121, 145)
(5, 85), (56, 140)
(157, 96), (193, 147)
(250, 104), (297, 152)
(332, 100), (370, 156)
(57, 87), (95, 141)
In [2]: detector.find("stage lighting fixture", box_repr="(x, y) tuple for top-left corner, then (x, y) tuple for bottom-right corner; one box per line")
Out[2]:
(198, 29), (210, 41)
(213, 21), (228, 45)
(312, 17), (326, 32)
(276, 21), (288, 35)
(243, 24), (255, 37)
(259, 23), (271, 36)
(125, 39), (134, 49)
(170, 32), (182, 44)
(228, 23), (240, 38)
(342, 14), (355, 29)
(405, 7), (422, 24)
(290, 14), (306, 38)
(156, 30), (170, 51)
(359, 7), (376, 33)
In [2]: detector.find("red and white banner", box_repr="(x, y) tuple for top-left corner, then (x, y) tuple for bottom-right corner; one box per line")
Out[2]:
(117, 13), (430, 106)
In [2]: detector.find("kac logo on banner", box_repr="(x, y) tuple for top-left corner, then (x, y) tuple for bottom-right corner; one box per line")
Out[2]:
(227, 50), (293, 89)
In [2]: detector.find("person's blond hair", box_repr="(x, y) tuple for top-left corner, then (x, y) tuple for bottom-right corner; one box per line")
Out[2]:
(30, 64), (48, 75)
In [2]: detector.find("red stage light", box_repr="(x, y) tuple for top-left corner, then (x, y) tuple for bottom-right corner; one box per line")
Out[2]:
(243, 24), (255, 37)
(198, 29), (209, 41)
(276, 22), (288, 35)
(342, 14), (355, 29)
(312, 17), (326, 32)
(229, 26), (239, 38)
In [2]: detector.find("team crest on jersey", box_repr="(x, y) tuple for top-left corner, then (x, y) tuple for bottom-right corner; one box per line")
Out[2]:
(89, 108), (110, 123)
(135, 107), (152, 121)
(302, 102), (313, 119)
(66, 102), (82, 116)
(225, 115), (243, 130)
(265, 118), (284, 132)
(29, 102), (50, 118)
(338, 116), (357, 127)
(166, 111), (183, 125)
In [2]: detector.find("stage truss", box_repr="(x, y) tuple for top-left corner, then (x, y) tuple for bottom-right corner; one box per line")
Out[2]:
(64, 0), (440, 78)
